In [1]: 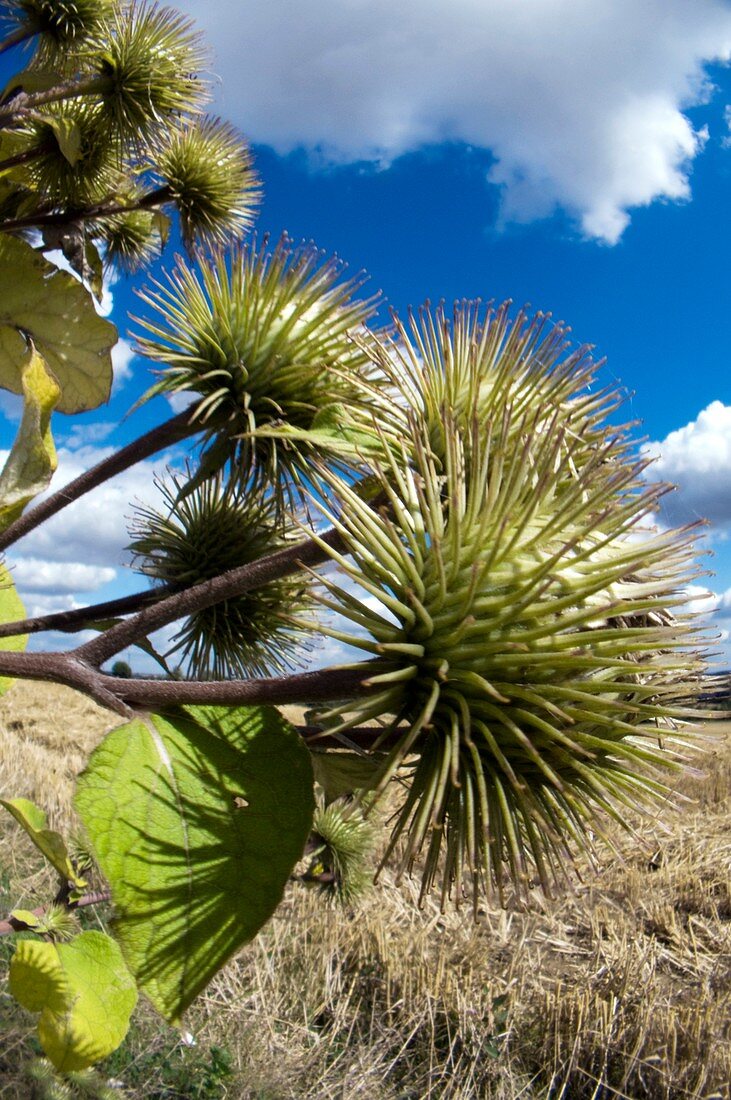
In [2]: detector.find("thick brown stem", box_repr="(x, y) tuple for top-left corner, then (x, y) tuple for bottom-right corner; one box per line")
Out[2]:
(0, 890), (112, 937)
(104, 664), (375, 708)
(0, 585), (173, 639)
(0, 145), (44, 172)
(0, 648), (378, 716)
(0, 185), (173, 233)
(0, 407), (203, 554)
(76, 525), (348, 666)
(0, 73), (104, 125)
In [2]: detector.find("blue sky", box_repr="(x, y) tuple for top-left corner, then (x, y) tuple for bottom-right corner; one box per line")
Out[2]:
(3, 0), (731, 670)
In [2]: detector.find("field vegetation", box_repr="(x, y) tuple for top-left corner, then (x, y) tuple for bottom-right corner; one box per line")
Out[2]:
(1, 681), (729, 1099)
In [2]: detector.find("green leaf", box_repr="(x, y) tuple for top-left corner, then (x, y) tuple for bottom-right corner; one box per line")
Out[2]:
(46, 117), (82, 166)
(0, 69), (65, 102)
(84, 239), (104, 302)
(0, 798), (86, 887)
(10, 931), (137, 1071)
(152, 210), (172, 249)
(0, 562), (27, 696)
(10, 908), (41, 929)
(75, 705), (315, 1022)
(310, 751), (384, 801)
(255, 403), (381, 456)
(0, 345), (59, 533)
(0, 235), (115, 414)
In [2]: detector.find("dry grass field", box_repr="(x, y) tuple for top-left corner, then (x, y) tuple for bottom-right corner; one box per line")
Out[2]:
(0, 681), (729, 1099)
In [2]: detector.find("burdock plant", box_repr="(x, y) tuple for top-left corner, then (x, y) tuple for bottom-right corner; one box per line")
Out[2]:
(128, 470), (315, 678)
(135, 237), (395, 498)
(0, 0), (712, 1072)
(306, 305), (706, 908)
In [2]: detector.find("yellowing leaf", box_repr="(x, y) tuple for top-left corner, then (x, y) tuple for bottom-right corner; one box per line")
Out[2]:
(75, 705), (315, 1022)
(0, 561), (27, 696)
(1, 68), (65, 101)
(0, 235), (115, 414)
(9, 932), (137, 1071)
(0, 345), (59, 533)
(9, 908), (42, 929)
(46, 117), (82, 166)
(0, 797), (85, 887)
(84, 239), (104, 302)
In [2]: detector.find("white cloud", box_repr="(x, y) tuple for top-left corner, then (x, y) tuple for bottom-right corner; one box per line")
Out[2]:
(111, 338), (135, 391)
(166, 390), (198, 414)
(62, 421), (117, 449)
(682, 582), (719, 618)
(0, 390), (22, 423)
(21, 593), (82, 618)
(4, 443), (181, 567)
(3, 445), (187, 672)
(178, 0), (731, 242)
(643, 401), (731, 527)
(10, 558), (117, 594)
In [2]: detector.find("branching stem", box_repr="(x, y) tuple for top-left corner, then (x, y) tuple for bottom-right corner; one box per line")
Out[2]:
(0, 649), (376, 716)
(0, 73), (109, 125)
(0, 585), (173, 639)
(0, 185), (173, 233)
(0, 406), (204, 554)
(75, 524), (349, 665)
(0, 890), (112, 937)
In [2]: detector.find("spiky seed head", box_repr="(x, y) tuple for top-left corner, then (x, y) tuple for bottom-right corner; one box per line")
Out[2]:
(128, 470), (315, 679)
(371, 300), (620, 476)
(310, 311), (708, 908)
(88, 2), (209, 143)
(305, 799), (375, 905)
(36, 903), (79, 940)
(25, 1058), (73, 1100)
(2, 0), (115, 58)
(100, 205), (164, 273)
(155, 117), (260, 250)
(135, 237), (391, 499)
(23, 102), (120, 205)
(65, 1067), (118, 1100)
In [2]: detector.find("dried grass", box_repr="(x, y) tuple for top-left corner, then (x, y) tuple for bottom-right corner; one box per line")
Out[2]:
(0, 682), (729, 1098)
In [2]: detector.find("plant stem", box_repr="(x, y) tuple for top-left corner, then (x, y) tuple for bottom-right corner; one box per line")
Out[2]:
(0, 890), (111, 937)
(0, 586), (173, 639)
(0, 145), (44, 172)
(0, 26), (35, 57)
(0, 73), (105, 125)
(76, 525), (349, 666)
(0, 407), (203, 554)
(0, 185), (173, 232)
(105, 664), (375, 708)
(0, 648), (377, 716)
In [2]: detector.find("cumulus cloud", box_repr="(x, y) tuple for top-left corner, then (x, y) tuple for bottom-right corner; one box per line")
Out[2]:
(643, 400), (731, 527)
(4, 443), (180, 569)
(178, 0), (731, 242)
(2, 445), (186, 670)
(62, 421), (117, 449)
(111, 338), (136, 391)
(10, 559), (117, 594)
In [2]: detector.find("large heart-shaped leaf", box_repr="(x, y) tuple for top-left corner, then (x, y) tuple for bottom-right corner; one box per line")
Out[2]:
(0, 234), (115, 413)
(10, 931), (137, 1071)
(0, 561), (27, 696)
(75, 705), (314, 1022)
(0, 345), (59, 532)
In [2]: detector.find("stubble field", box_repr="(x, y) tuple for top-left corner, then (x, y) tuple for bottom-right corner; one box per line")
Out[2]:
(0, 681), (729, 1099)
